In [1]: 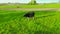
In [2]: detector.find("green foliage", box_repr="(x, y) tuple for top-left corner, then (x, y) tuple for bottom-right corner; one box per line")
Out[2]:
(0, 10), (60, 34)
(28, 0), (36, 5)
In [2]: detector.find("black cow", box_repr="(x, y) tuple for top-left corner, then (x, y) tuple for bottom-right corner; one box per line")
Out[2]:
(24, 12), (35, 18)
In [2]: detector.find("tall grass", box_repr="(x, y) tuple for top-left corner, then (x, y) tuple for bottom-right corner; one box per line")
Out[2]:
(0, 10), (60, 34)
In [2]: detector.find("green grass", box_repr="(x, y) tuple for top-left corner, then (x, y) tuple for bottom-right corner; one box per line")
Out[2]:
(0, 10), (60, 34)
(0, 3), (60, 8)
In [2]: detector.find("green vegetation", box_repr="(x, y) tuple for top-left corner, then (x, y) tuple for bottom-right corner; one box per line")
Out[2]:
(0, 3), (60, 8)
(0, 10), (60, 34)
(28, 0), (37, 5)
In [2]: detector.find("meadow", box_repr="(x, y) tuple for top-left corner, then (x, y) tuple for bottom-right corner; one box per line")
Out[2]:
(0, 3), (60, 8)
(0, 10), (60, 34)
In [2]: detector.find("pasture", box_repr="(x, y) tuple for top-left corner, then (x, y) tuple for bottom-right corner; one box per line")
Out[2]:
(0, 10), (60, 34)
(0, 3), (60, 8)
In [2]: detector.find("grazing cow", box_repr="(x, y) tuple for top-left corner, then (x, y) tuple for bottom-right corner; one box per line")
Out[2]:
(24, 12), (35, 18)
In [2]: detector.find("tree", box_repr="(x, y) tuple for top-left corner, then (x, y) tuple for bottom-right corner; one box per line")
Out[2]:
(28, 0), (37, 5)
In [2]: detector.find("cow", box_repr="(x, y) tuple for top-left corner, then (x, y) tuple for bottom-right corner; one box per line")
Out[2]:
(24, 12), (35, 18)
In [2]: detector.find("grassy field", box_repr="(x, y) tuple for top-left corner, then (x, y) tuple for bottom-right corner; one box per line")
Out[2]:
(0, 10), (60, 34)
(0, 3), (60, 8)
